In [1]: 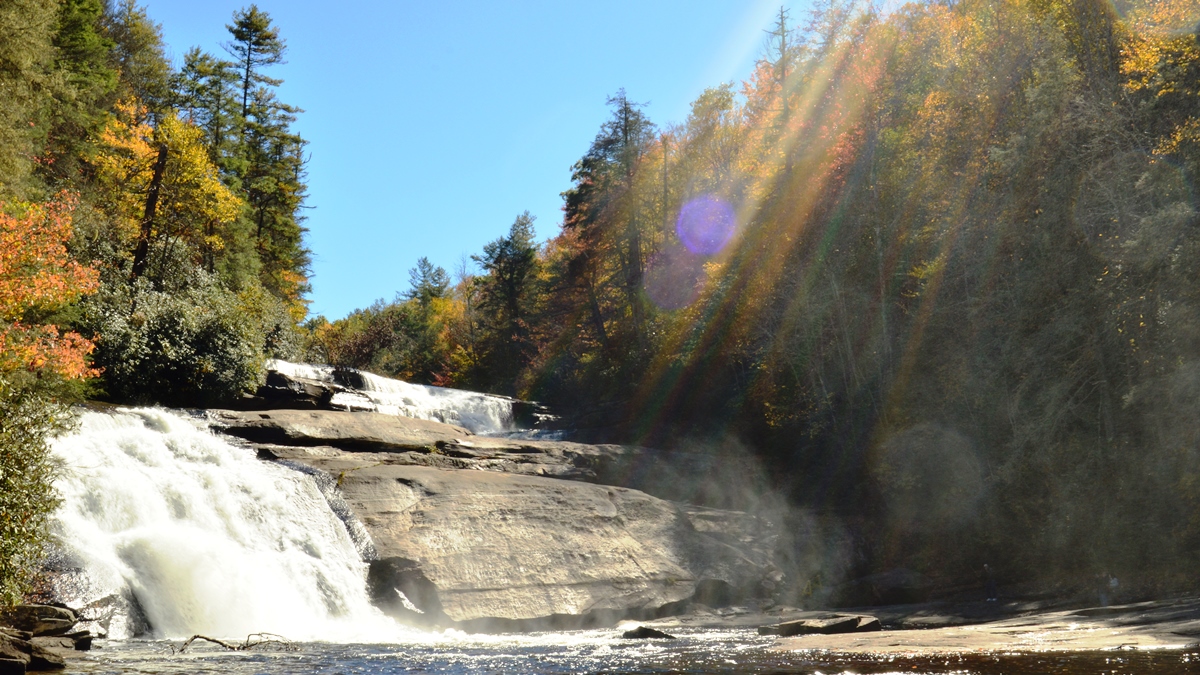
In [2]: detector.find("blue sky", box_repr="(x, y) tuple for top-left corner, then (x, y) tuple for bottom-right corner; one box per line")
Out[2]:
(141, 1), (807, 319)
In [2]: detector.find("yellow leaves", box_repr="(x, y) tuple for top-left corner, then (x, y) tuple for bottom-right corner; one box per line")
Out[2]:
(93, 100), (155, 241)
(909, 252), (948, 283)
(1153, 116), (1200, 156)
(1120, 1), (1200, 96)
(155, 114), (240, 236)
(91, 101), (240, 257)
(274, 270), (310, 321)
(1124, 0), (1200, 38)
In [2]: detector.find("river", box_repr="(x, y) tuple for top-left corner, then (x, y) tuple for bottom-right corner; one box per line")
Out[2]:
(62, 631), (1198, 674)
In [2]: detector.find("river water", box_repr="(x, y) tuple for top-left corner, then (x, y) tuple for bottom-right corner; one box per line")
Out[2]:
(62, 630), (1199, 674)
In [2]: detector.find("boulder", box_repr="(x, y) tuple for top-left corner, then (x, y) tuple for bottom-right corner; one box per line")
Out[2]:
(758, 614), (882, 636)
(0, 631), (66, 673)
(0, 635), (27, 669)
(280, 460), (776, 629)
(241, 369), (347, 410)
(0, 607), (75, 637)
(23, 645), (62, 672)
(621, 626), (677, 639)
(61, 632), (92, 652)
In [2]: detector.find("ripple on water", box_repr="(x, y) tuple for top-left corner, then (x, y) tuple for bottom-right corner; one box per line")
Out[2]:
(62, 629), (1200, 675)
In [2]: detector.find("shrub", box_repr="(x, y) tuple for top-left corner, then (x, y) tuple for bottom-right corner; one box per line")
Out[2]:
(0, 376), (68, 605)
(84, 272), (266, 407)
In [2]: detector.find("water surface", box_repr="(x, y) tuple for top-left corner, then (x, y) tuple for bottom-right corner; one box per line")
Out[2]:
(65, 627), (1197, 674)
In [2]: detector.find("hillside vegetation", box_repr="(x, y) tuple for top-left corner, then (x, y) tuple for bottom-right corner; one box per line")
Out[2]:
(0, 0), (307, 601)
(315, 0), (1200, 591)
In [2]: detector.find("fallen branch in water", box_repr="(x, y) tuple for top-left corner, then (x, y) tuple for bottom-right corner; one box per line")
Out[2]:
(173, 632), (298, 654)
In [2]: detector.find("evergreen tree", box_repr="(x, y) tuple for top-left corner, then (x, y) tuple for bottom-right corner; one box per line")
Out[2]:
(174, 48), (241, 173)
(407, 257), (450, 306)
(217, 7), (310, 307)
(0, 0), (58, 197)
(222, 4), (285, 125)
(102, 0), (172, 112)
(42, 0), (118, 185)
(472, 212), (539, 391)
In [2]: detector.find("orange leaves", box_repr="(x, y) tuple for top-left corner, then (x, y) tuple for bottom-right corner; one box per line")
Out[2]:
(0, 323), (98, 380)
(0, 194), (100, 379)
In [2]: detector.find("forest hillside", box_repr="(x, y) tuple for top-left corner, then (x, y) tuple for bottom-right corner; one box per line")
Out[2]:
(313, 0), (1200, 591)
(5, 0), (1200, 602)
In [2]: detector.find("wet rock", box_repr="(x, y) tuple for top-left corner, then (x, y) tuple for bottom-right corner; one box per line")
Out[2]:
(0, 606), (76, 637)
(73, 592), (151, 639)
(758, 614), (882, 636)
(621, 626), (677, 639)
(0, 631), (67, 672)
(367, 557), (446, 625)
(209, 409), (471, 452)
(62, 632), (92, 652)
(25, 643), (63, 671)
(0, 635), (27, 668)
(278, 461), (777, 628)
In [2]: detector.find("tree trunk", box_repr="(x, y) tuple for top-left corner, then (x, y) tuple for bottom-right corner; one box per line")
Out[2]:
(132, 142), (169, 280)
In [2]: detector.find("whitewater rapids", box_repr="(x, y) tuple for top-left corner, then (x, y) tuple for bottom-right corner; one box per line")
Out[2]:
(49, 407), (413, 641)
(267, 359), (518, 435)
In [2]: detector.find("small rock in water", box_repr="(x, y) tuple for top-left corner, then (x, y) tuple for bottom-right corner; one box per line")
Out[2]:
(64, 631), (92, 652)
(621, 626), (677, 640)
(758, 614), (881, 637)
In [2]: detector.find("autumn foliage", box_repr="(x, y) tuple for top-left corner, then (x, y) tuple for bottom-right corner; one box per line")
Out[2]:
(0, 195), (99, 379)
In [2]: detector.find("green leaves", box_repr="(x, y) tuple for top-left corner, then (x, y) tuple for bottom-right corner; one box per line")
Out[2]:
(0, 378), (68, 607)
(83, 273), (267, 407)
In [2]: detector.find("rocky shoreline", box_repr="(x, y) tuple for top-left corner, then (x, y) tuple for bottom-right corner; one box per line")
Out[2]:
(0, 605), (92, 673)
(630, 596), (1200, 655)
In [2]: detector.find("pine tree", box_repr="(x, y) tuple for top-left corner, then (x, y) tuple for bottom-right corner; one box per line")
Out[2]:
(407, 257), (450, 306)
(223, 4), (285, 125)
(472, 212), (539, 391)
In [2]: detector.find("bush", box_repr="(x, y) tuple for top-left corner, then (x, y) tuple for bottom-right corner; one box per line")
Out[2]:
(0, 376), (68, 606)
(83, 272), (267, 407)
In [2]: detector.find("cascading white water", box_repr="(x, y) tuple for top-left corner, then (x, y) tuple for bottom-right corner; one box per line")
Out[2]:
(49, 408), (410, 641)
(268, 359), (517, 434)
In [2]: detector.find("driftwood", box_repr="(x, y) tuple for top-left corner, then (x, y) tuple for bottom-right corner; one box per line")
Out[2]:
(172, 632), (297, 654)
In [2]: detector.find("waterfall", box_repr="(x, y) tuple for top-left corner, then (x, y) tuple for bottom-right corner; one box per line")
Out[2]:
(49, 407), (408, 641)
(267, 359), (518, 434)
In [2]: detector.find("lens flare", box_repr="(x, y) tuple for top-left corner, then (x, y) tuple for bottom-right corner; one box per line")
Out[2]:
(644, 245), (706, 310)
(676, 196), (737, 256)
